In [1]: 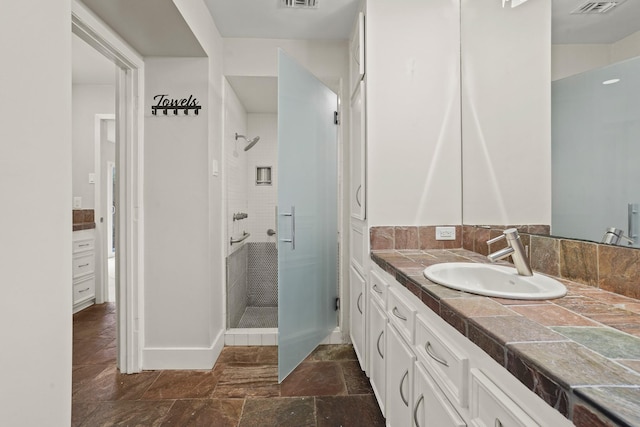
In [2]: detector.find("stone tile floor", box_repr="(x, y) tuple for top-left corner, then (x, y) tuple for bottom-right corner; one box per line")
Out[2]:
(73, 303), (385, 426)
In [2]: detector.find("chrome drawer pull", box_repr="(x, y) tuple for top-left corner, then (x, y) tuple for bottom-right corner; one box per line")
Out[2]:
(78, 263), (90, 268)
(413, 395), (424, 427)
(376, 331), (384, 359)
(356, 293), (363, 314)
(399, 370), (409, 406)
(392, 306), (407, 321)
(79, 287), (90, 293)
(495, 418), (503, 427)
(372, 284), (382, 294)
(425, 341), (449, 367)
(79, 243), (90, 247)
(356, 185), (362, 207)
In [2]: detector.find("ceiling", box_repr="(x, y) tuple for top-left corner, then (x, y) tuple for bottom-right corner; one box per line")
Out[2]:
(73, 0), (640, 87)
(204, 0), (360, 40)
(79, 0), (205, 57)
(552, 0), (640, 44)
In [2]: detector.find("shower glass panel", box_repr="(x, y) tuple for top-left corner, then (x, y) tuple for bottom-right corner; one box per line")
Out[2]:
(277, 50), (338, 382)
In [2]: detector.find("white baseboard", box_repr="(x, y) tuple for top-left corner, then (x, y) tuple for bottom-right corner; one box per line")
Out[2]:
(321, 327), (344, 345)
(142, 329), (225, 370)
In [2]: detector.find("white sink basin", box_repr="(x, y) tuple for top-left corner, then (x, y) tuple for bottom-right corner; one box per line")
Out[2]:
(423, 263), (567, 300)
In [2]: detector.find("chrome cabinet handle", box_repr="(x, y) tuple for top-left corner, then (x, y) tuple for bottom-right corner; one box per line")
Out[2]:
(79, 287), (90, 293)
(392, 307), (407, 321)
(78, 263), (90, 268)
(413, 395), (424, 427)
(425, 341), (449, 367)
(356, 185), (362, 207)
(356, 293), (363, 314)
(495, 418), (503, 427)
(376, 331), (384, 359)
(372, 284), (382, 294)
(79, 243), (90, 247)
(399, 370), (409, 406)
(279, 205), (296, 250)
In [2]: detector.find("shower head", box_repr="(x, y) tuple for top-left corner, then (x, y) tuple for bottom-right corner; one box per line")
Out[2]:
(235, 133), (261, 151)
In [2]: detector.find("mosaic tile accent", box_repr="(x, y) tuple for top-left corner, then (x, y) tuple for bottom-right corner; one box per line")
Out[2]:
(248, 242), (278, 307)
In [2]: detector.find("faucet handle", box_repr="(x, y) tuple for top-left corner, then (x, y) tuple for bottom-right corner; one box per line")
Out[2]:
(487, 234), (506, 245)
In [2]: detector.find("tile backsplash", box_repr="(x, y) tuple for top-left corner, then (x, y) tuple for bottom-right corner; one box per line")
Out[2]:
(370, 224), (640, 300)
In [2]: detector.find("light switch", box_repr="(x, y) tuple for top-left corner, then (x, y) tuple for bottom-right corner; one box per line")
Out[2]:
(73, 197), (82, 209)
(88, 173), (96, 184)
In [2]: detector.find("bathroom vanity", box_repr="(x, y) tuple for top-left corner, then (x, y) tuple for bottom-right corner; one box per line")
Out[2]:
(356, 249), (640, 427)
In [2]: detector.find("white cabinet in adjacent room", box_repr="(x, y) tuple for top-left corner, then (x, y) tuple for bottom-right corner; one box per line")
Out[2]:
(73, 229), (96, 313)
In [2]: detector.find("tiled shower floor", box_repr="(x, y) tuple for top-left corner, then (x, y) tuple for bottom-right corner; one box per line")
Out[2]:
(237, 306), (278, 328)
(72, 302), (384, 426)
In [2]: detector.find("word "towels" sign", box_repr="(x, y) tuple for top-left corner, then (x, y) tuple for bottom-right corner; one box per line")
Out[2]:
(151, 94), (202, 116)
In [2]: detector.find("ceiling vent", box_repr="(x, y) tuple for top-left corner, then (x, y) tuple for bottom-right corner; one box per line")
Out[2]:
(281, 0), (319, 8)
(571, 1), (624, 14)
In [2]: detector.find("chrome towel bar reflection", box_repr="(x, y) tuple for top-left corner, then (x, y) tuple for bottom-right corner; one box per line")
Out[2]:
(230, 232), (250, 245)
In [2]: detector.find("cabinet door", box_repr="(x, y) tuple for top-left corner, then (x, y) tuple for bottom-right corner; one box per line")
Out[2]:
(386, 324), (415, 427)
(413, 362), (466, 427)
(349, 11), (365, 95)
(368, 298), (387, 415)
(350, 81), (366, 220)
(350, 266), (366, 369)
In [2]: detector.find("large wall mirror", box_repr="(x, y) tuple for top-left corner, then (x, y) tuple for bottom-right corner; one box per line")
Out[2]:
(550, 0), (640, 247)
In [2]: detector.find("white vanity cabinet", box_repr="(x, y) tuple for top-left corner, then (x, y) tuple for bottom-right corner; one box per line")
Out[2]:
(413, 361), (466, 427)
(366, 263), (573, 427)
(368, 295), (387, 414)
(73, 229), (96, 313)
(386, 323), (415, 427)
(350, 265), (367, 369)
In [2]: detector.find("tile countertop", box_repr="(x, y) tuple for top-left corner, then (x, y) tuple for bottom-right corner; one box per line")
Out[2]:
(371, 249), (640, 427)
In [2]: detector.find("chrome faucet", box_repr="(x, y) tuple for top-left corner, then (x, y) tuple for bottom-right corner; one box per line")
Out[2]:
(487, 228), (533, 276)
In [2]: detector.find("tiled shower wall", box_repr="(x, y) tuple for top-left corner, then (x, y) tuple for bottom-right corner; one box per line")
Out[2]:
(226, 242), (278, 328)
(248, 242), (278, 307)
(370, 225), (640, 300)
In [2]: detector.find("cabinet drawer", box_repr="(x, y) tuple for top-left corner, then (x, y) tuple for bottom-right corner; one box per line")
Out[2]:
(369, 269), (388, 309)
(415, 314), (469, 408)
(387, 288), (416, 345)
(73, 238), (95, 253)
(73, 276), (95, 304)
(470, 369), (538, 427)
(73, 253), (95, 278)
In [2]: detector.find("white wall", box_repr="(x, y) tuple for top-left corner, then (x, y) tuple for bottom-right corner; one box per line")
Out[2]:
(72, 84), (115, 208)
(461, 0), (551, 226)
(143, 57), (213, 367)
(366, 0), (462, 227)
(611, 30), (640, 64)
(224, 38), (348, 93)
(224, 80), (249, 255)
(552, 30), (640, 81)
(247, 113), (278, 242)
(552, 44), (610, 81)
(155, 0), (227, 365)
(0, 1), (72, 426)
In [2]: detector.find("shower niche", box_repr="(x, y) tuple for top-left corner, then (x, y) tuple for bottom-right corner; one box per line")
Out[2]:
(224, 75), (279, 331)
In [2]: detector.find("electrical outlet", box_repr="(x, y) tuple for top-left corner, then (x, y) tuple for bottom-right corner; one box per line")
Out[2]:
(436, 226), (456, 241)
(73, 197), (82, 209)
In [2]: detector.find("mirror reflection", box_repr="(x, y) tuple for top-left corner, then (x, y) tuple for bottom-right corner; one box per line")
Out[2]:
(552, 56), (640, 247)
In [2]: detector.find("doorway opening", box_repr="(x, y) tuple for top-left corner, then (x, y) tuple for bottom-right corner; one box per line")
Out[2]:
(72, 4), (144, 373)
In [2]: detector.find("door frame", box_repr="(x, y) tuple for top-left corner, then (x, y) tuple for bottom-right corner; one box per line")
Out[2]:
(72, 0), (145, 373)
